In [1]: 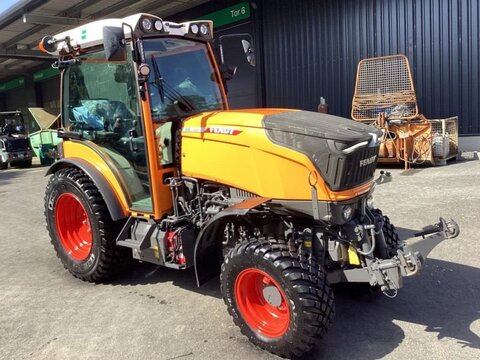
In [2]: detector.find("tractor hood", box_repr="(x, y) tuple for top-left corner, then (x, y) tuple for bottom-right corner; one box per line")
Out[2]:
(182, 109), (381, 193)
(185, 109), (381, 144)
(262, 110), (382, 144)
(261, 110), (382, 191)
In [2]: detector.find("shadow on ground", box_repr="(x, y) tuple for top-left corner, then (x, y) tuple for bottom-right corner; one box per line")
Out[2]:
(309, 258), (480, 359)
(106, 263), (222, 298)
(0, 169), (34, 186)
(0, 164), (46, 186)
(106, 255), (480, 359)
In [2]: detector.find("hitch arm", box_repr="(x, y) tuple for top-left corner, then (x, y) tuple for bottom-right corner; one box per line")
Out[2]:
(414, 217), (460, 239)
(406, 218), (460, 259)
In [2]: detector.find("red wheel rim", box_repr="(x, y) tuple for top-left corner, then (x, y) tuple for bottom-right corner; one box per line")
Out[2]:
(55, 193), (93, 261)
(234, 268), (290, 338)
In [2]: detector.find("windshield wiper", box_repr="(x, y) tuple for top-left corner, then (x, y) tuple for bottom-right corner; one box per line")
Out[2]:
(150, 55), (195, 113)
(150, 54), (165, 103)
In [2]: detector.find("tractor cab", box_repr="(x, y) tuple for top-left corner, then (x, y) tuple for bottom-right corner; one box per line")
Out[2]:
(40, 14), (227, 216)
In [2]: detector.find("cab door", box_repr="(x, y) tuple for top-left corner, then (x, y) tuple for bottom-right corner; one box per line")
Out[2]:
(61, 48), (161, 215)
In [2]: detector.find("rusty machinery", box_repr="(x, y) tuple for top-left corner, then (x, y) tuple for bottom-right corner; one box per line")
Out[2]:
(352, 54), (458, 169)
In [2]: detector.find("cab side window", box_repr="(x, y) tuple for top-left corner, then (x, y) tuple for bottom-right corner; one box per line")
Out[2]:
(63, 51), (141, 141)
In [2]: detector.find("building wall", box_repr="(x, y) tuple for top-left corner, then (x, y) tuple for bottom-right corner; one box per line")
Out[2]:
(261, 0), (480, 135)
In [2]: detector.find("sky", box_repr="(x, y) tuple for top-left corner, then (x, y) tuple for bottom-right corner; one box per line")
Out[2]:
(0, 0), (22, 15)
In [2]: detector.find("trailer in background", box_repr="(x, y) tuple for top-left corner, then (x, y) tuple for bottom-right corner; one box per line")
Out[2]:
(27, 107), (61, 165)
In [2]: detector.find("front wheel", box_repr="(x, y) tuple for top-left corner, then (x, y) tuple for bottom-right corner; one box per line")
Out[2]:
(221, 238), (335, 358)
(45, 167), (128, 282)
(371, 209), (401, 258)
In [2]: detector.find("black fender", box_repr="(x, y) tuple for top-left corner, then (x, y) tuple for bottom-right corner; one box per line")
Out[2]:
(46, 158), (127, 221)
(194, 197), (270, 286)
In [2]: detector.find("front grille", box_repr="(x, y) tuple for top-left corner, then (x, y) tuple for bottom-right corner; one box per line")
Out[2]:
(263, 110), (381, 191)
(326, 145), (379, 190)
(230, 187), (256, 199)
(266, 127), (379, 191)
(6, 138), (29, 152)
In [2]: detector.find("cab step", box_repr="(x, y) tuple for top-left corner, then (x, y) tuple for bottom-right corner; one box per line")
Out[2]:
(116, 217), (156, 251)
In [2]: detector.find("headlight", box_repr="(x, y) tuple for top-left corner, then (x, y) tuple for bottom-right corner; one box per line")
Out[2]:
(141, 18), (152, 31)
(190, 23), (199, 35)
(138, 63), (151, 76)
(200, 24), (209, 35)
(366, 195), (374, 209)
(153, 20), (163, 31)
(342, 205), (353, 221)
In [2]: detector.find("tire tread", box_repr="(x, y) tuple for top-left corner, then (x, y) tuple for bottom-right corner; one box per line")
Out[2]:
(221, 237), (335, 358)
(45, 167), (128, 282)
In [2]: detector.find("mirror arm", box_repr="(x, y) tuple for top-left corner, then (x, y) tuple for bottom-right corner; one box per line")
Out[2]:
(53, 58), (80, 70)
(128, 121), (139, 152)
(122, 23), (140, 63)
(218, 43), (226, 65)
(138, 79), (147, 100)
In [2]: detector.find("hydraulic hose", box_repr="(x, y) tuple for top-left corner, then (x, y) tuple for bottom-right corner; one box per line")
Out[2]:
(356, 225), (376, 256)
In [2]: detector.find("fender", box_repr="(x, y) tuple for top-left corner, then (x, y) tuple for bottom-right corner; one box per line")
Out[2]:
(46, 158), (127, 221)
(194, 197), (270, 286)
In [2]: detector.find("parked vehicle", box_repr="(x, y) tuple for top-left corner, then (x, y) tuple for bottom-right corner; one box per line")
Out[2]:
(0, 111), (32, 169)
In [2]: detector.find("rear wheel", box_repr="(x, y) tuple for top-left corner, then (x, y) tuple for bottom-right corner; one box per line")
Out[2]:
(45, 167), (128, 282)
(221, 238), (335, 358)
(0, 161), (7, 170)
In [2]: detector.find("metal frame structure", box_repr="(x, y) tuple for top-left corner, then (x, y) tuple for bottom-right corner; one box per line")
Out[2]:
(352, 54), (458, 169)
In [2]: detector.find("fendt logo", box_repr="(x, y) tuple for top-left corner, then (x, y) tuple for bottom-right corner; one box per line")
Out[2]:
(205, 126), (242, 135)
(182, 127), (242, 135)
(359, 155), (377, 167)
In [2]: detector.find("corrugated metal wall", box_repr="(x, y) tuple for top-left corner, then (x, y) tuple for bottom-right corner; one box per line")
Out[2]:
(261, 0), (480, 135)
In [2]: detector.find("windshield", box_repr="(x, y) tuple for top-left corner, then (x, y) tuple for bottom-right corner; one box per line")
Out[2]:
(0, 113), (25, 135)
(143, 38), (225, 121)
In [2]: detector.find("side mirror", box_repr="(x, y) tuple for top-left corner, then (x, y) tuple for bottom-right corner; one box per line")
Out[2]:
(217, 33), (256, 67)
(103, 26), (126, 62)
(241, 40), (255, 66)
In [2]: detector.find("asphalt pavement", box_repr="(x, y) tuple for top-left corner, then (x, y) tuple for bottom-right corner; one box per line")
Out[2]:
(0, 156), (479, 360)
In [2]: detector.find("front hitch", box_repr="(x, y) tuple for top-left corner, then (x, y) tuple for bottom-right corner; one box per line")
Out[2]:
(327, 217), (460, 294)
(382, 217), (460, 289)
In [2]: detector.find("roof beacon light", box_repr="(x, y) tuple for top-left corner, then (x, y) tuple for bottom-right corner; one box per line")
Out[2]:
(38, 35), (57, 53)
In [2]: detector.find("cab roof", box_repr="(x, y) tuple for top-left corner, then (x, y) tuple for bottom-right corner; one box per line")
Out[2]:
(44, 13), (213, 56)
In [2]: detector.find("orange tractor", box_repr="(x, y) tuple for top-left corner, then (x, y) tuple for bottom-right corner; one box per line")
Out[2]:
(40, 14), (459, 358)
